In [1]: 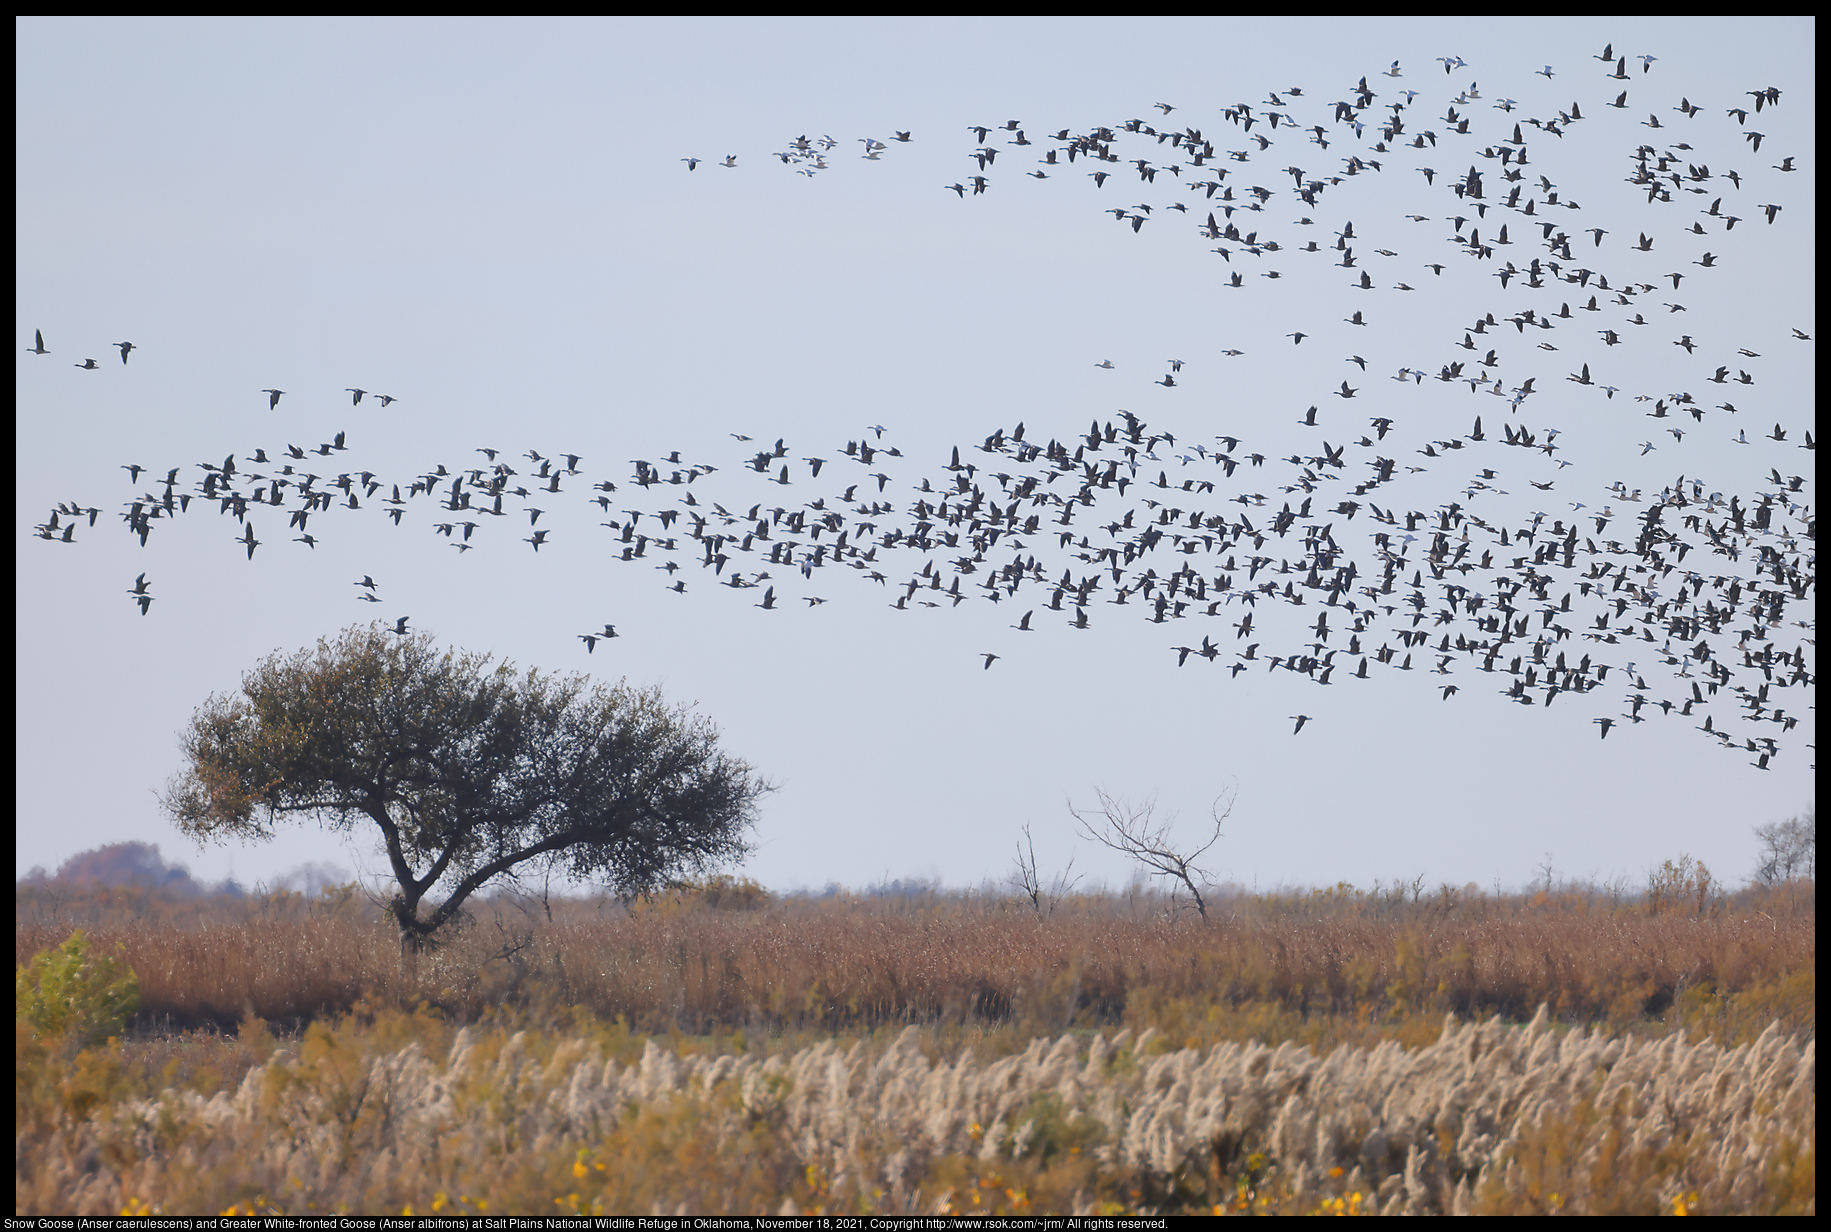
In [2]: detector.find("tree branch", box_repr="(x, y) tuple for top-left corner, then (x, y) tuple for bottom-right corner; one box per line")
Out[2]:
(1069, 787), (1232, 921)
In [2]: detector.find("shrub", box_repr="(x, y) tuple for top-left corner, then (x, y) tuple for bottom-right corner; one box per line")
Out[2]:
(16, 929), (142, 1046)
(1645, 854), (1719, 917)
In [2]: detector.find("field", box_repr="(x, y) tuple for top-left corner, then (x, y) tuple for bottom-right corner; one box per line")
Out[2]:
(16, 874), (1816, 1215)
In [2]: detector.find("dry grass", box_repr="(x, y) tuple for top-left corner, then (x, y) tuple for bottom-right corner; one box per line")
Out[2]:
(14, 877), (1816, 1048)
(16, 875), (1814, 1214)
(16, 1002), (1814, 1215)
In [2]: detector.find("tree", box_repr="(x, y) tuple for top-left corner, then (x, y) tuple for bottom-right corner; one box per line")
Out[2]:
(1069, 788), (1232, 921)
(160, 623), (769, 956)
(1752, 808), (1815, 885)
(1008, 822), (1081, 918)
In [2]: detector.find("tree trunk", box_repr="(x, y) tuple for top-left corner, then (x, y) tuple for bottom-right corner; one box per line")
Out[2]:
(399, 925), (423, 983)
(394, 895), (428, 983)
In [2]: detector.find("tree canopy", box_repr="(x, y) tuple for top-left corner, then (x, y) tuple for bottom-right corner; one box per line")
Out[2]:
(161, 623), (768, 951)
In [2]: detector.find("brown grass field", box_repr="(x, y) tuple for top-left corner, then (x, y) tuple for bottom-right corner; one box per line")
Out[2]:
(15, 873), (1815, 1215)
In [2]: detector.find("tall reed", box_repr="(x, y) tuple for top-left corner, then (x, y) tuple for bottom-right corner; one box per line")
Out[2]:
(16, 1004), (1813, 1215)
(16, 878), (1816, 1046)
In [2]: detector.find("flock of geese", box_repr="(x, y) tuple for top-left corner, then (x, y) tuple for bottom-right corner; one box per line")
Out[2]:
(30, 43), (1812, 770)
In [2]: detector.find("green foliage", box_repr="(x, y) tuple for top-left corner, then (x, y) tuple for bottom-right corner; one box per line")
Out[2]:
(16, 929), (142, 1046)
(158, 623), (770, 951)
(1011, 1089), (1106, 1163)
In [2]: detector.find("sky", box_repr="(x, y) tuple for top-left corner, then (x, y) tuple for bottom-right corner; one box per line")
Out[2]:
(17, 17), (1814, 899)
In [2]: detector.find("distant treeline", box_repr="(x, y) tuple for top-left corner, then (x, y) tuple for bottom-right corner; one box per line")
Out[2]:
(17, 840), (349, 899)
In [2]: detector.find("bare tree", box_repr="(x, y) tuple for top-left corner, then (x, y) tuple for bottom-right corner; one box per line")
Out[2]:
(1753, 808), (1816, 885)
(1009, 822), (1081, 918)
(1069, 788), (1232, 921)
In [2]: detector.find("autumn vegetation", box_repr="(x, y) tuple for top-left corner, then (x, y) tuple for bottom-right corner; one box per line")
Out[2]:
(24, 626), (1806, 1213)
(16, 854), (1814, 1216)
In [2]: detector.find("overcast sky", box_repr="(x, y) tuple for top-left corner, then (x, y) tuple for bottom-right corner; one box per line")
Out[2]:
(17, 17), (1814, 898)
